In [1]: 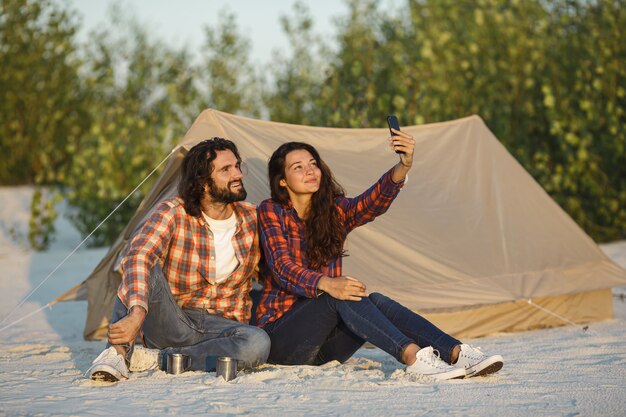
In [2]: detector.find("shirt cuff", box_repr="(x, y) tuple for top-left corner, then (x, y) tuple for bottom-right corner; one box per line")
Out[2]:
(305, 271), (324, 298)
(382, 168), (406, 194)
(125, 295), (149, 315)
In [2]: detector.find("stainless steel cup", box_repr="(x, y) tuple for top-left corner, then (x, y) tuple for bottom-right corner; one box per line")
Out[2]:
(166, 353), (191, 374)
(216, 356), (238, 381)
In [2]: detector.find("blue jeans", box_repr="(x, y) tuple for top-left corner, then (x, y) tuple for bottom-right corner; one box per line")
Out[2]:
(262, 292), (460, 365)
(109, 266), (270, 372)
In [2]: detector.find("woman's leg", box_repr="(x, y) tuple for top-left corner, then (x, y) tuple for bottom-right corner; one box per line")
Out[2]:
(265, 294), (414, 365)
(263, 296), (358, 365)
(315, 322), (365, 365)
(368, 292), (461, 364)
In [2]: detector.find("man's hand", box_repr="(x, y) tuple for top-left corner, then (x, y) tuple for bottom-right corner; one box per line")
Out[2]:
(318, 276), (367, 301)
(108, 306), (147, 345)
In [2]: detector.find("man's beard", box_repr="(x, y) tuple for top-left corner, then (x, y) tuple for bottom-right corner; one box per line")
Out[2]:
(208, 179), (247, 204)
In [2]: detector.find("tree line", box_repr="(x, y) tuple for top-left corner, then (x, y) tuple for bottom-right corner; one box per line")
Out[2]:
(1, 0), (624, 248)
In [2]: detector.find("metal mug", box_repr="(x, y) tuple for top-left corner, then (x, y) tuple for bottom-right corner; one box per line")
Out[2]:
(166, 353), (191, 374)
(216, 356), (238, 381)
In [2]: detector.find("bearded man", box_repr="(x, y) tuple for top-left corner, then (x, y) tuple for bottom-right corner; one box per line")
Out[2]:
(87, 138), (270, 382)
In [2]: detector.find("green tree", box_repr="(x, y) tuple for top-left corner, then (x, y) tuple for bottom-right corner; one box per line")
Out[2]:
(0, 0), (89, 249)
(200, 9), (261, 117)
(317, 0), (389, 128)
(264, 1), (328, 125)
(404, 0), (549, 145)
(64, 7), (200, 246)
(0, 0), (88, 185)
(538, 0), (626, 240)
(265, 0), (625, 240)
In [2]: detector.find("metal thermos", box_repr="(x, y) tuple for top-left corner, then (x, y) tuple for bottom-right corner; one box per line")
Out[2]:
(166, 353), (191, 374)
(216, 356), (238, 381)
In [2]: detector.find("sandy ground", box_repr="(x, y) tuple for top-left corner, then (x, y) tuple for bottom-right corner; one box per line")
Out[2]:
(1, 186), (626, 417)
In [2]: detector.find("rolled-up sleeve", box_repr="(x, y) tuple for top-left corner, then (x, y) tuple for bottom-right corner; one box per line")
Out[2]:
(339, 167), (405, 233)
(119, 203), (176, 312)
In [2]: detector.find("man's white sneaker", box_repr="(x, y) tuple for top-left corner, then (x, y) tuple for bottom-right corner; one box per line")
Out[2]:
(454, 344), (503, 377)
(86, 346), (129, 382)
(129, 346), (161, 372)
(406, 346), (466, 380)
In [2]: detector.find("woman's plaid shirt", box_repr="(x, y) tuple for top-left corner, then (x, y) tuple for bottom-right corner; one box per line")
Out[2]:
(118, 197), (260, 323)
(256, 168), (405, 327)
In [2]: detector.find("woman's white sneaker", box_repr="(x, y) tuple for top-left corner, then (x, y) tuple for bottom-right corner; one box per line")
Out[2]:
(454, 344), (503, 377)
(86, 346), (129, 382)
(406, 346), (466, 380)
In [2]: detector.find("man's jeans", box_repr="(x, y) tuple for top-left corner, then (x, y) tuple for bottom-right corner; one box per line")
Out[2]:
(109, 266), (270, 372)
(263, 292), (460, 366)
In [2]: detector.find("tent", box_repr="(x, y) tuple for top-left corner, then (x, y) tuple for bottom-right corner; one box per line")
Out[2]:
(64, 109), (626, 340)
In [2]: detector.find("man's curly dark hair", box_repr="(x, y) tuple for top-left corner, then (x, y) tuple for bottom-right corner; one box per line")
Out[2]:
(178, 138), (242, 217)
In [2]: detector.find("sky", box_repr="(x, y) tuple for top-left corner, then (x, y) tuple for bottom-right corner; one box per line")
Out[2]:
(64, 0), (358, 65)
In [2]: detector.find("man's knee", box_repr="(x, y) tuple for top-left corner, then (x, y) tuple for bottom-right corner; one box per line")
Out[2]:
(236, 326), (271, 366)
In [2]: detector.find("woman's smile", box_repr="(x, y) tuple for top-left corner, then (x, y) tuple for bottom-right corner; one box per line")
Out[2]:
(281, 149), (323, 196)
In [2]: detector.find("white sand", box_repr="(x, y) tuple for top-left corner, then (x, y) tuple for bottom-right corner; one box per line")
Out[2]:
(1, 187), (626, 416)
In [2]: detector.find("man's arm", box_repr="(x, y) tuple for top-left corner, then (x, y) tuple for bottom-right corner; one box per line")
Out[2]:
(111, 202), (177, 345)
(107, 305), (147, 345)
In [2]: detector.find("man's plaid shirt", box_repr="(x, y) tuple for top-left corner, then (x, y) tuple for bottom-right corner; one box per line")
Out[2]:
(119, 197), (260, 323)
(256, 168), (405, 327)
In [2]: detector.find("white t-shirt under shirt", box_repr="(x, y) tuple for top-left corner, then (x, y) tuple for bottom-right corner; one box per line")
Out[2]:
(202, 211), (239, 284)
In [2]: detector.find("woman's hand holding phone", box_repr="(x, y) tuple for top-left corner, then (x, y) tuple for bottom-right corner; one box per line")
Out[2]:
(390, 129), (415, 168)
(386, 115), (415, 180)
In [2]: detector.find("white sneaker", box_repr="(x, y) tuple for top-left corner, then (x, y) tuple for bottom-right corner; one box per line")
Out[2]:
(406, 346), (466, 380)
(454, 344), (503, 377)
(129, 346), (161, 372)
(86, 346), (129, 382)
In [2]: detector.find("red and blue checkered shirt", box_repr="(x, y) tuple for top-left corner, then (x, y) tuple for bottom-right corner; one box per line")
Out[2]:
(119, 197), (260, 323)
(256, 168), (405, 327)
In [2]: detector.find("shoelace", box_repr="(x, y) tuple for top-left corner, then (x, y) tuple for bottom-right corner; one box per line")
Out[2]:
(461, 345), (486, 362)
(420, 348), (448, 369)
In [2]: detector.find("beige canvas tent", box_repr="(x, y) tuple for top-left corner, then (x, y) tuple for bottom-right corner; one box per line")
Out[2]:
(65, 109), (626, 340)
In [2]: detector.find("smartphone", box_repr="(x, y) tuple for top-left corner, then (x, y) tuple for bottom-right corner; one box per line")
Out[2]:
(386, 115), (404, 154)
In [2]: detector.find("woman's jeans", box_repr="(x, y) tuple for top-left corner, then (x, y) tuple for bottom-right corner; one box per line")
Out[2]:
(109, 265), (270, 372)
(262, 292), (460, 366)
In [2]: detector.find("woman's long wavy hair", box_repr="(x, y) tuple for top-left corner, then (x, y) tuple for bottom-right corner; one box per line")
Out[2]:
(268, 142), (346, 269)
(178, 138), (242, 217)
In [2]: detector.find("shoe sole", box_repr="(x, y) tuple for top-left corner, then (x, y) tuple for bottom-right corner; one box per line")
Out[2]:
(407, 367), (467, 380)
(432, 368), (467, 380)
(90, 370), (122, 382)
(468, 359), (503, 377)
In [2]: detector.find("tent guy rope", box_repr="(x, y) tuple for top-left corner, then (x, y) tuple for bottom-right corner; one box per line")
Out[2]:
(526, 298), (589, 332)
(0, 148), (176, 333)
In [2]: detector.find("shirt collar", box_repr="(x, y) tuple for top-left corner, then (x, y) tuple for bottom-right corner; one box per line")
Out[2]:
(195, 203), (243, 229)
